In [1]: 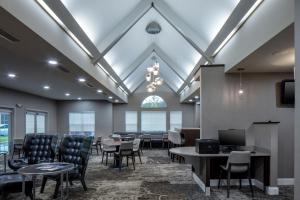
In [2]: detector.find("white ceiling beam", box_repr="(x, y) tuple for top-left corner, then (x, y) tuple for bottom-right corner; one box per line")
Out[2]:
(152, 0), (213, 64)
(92, 0), (153, 64)
(177, 0), (260, 94)
(131, 79), (146, 93)
(38, 0), (131, 95)
(120, 44), (156, 81)
(152, 44), (187, 81)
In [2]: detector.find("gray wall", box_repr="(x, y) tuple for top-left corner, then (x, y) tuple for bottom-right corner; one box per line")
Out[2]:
(295, 0), (300, 198)
(56, 100), (113, 138)
(113, 83), (195, 132)
(0, 87), (57, 139)
(200, 67), (294, 178)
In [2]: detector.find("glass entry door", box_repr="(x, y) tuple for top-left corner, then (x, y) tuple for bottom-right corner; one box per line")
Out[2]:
(0, 109), (12, 152)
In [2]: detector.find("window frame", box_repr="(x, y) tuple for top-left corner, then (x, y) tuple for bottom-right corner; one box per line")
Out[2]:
(170, 111), (183, 131)
(125, 111), (138, 132)
(25, 110), (47, 134)
(141, 111), (167, 132)
(68, 111), (95, 136)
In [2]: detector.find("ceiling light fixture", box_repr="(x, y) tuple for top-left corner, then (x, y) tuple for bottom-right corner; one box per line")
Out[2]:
(43, 85), (50, 90)
(48, 59), (58, 65)
(212, 0), (263, 57)
(108, 96), (113, 100)
(36, 0), (93, 58)
(194, 96), (199, 99)
(78, 78), (86, 83)
(65, 93), (70, 96)
(146, 59), (163, 93)
(115, 99), (119, 103)
(238, 68), (245, 95)
(189, 99), (193, 102)
(77, 97), (82, 100)
(97, 89), (103, 93)
(7, 73), (16, 78)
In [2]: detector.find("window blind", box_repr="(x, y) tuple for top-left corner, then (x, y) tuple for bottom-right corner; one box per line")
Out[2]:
(141, 111), (166, 131)
(69, 112), (95, 136)
(125, 111), (137, 132)
(170, 111), (182, 130)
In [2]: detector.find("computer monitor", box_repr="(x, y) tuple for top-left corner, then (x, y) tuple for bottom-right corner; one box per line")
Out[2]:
(218, 129), (246, 147)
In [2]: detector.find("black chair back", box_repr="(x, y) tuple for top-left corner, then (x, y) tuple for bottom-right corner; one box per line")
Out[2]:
(23, 134), (57, 164)
(59, 135), (92, 177)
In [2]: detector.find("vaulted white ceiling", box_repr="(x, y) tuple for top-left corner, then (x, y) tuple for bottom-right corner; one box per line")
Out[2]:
(58, 0), (242, 93)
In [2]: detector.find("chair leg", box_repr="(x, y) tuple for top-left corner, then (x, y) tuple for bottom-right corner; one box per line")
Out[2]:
(96, 146), (99, 155)
(69, 180), (73, 186)
(102, 151), (105, 163)
(249, 178), (254, 198)
(218, 170), (222, 189)
(150, 141), (152, 149)
(138, 151), (142, 164)
(106, 152), (108, 166)
(53, 181), (61, 199)
(127, 156), (129, 166)
(119, 156), (122, 172)
(81, 178), (88, 191)
(239, 179), (242, 189)
(40, 176), (48, 193)
(227, 170), (231, 198)
(132, 155), (135, 170)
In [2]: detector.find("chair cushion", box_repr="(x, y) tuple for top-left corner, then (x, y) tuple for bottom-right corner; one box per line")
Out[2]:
(220, 165), (248, 173)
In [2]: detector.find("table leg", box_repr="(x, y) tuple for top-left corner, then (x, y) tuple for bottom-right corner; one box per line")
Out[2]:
(32, 175), (36, 200)
(66, 172), (69, 198)
(22, 175), (26, 200)
(3, 153), (6, 173)
(61, 173), (64, 200)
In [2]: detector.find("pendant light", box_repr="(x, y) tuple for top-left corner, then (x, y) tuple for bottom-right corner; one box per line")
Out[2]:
(238, 68), (244, 95)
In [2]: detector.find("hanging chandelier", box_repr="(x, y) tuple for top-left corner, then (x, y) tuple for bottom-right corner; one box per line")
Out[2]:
(145, 61), (163, 92)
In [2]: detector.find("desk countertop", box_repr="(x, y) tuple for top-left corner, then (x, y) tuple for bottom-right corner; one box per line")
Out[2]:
(169, 147), (270, 157)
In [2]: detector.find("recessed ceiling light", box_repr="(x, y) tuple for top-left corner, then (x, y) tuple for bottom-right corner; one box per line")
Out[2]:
(115, 99), (119, 103)
(108, 96), (113, 99)
(7, 73), (16, 78)
(189, 99), (193, 102)
(65, 93), (70, 96)
(43, 85), (50, 90)
(194, 96), (199, 99)
(48, 59), (58, 65)
(97, 89), (103, 93)
(77, 97), (82, 100)
(78, 78), (86, 83)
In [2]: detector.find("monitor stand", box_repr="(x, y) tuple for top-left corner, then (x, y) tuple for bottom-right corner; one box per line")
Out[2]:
(221, 145), (240, 153)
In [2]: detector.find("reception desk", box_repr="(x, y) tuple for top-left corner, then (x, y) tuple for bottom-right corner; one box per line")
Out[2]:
(170, 147), (271, 196)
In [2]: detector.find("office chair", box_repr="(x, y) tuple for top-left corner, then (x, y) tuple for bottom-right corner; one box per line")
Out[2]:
(218, 151), (254, 198)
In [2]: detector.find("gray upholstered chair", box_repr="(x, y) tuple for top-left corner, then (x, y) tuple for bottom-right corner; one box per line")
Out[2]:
(101, 140), (116, 166)
(142, 134), (152, 149)
(133, 139), (142, 164)
(114, 142), (135, 172)
(218, 151), (254, 198)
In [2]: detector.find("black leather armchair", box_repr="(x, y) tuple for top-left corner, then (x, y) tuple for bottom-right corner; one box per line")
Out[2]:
(40, 135), (92, 198)
(8, 134), (58, 171)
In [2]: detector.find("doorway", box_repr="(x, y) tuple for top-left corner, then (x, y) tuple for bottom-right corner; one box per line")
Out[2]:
(0, 109), (12, 153)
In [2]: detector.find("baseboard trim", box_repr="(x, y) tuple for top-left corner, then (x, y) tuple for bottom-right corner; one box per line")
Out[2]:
(277, 178), (294, 185)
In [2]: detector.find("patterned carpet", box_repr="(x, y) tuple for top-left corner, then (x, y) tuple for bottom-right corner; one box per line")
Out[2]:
(5, 150), (293, 200)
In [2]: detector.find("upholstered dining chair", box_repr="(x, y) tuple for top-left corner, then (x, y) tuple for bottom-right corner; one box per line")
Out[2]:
(133, 139), (142, 164)
(114, 142), (135, 172)
(101, 139), (117, 166)
(218, 151), (254, 198)
(91, 136), (102, 155)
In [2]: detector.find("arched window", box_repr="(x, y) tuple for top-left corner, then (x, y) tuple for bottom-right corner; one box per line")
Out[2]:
(141, 95), (167, 108)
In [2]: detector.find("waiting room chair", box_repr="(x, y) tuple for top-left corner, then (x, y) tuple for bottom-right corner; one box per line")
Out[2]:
(8, 134), (57, 171)
(218, 151), (254, 198)
(142, 134), (152, 149)
(101, 139), (117, 166)
(133, 139), (142, 164)
(40, 135), (92, 199)
(91, 136), (102, 155)
(114, 142), (135, 172)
